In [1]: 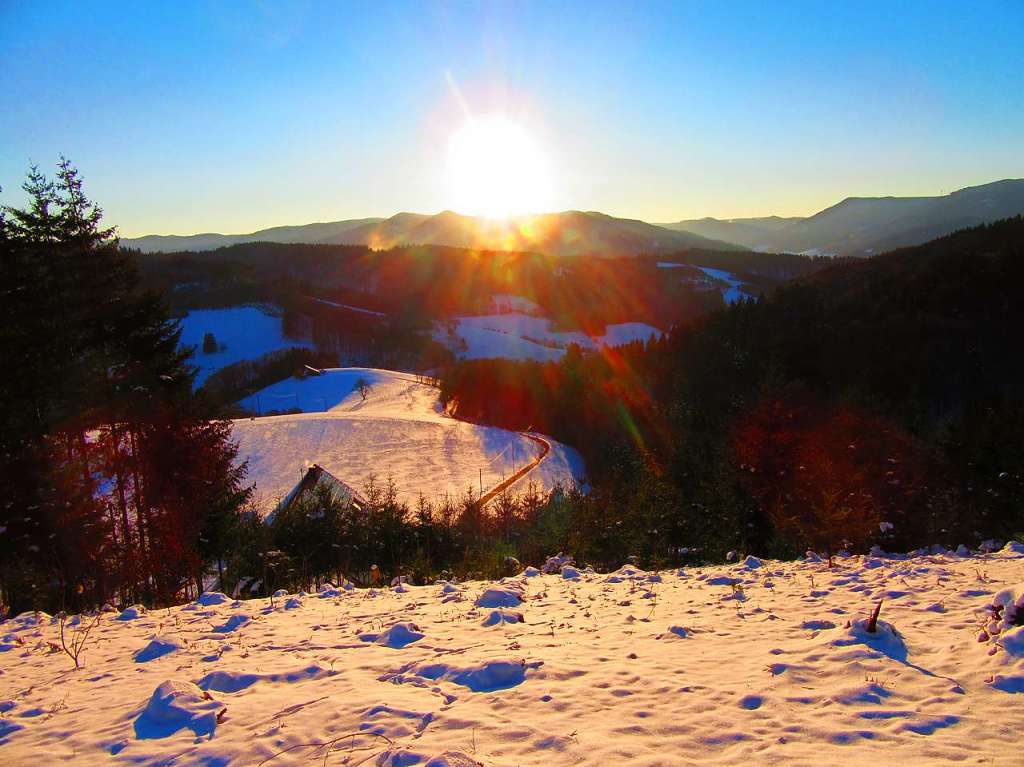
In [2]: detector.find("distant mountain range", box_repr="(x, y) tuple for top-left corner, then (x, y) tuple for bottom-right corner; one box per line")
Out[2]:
(125, 178), (1024, 258)
(125, 210), (734, 257)
(661, 179), (1024, 257)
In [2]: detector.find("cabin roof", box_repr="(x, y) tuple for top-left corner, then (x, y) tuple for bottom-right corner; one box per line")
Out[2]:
(271, 463), (366, 521)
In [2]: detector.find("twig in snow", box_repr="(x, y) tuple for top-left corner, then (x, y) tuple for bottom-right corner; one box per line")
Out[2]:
(255, 731), (394, 766)
(58, 612), (100, 669)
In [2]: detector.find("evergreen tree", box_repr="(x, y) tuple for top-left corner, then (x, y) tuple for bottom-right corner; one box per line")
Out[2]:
(0, 160), (250, 614)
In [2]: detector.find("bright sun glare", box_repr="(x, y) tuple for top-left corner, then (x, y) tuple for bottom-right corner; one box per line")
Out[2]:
(446, 115), (552, 219)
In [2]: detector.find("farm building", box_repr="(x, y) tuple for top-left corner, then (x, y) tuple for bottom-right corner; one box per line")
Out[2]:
(269, 463), (366, 521)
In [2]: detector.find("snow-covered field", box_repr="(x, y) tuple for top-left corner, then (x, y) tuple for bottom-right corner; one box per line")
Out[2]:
(232, 369), (584, 513)
(695, 267), (751, 304)
(179, 306), (313, 388)
(435, 313), (661, 362)
(3, 546), (1023, 765)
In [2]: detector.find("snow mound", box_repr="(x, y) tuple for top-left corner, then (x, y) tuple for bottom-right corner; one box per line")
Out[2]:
(1002, 541), (1024, 556)
(412, 659), (542, 692)
(118, 605), (146, 621)
(706, 574), (738, 586)
(481, 610), (525, 627)
(986, 585), (1024, 655)
(522, 566), (541, 577)
(541, 553), (573, 574)
(1000, 627), (1024, 656)
(212, 614), (251, 633)
(476, 583), (525, 608)
(284, 597), (303, 609)
(134, 636), (185, 663)
(196, 592), (231, 607)
(359, 622), (425, 648)
(135, 680), (224, 739)
(561, 565), (581, 580)
(317, 583), (351, 598)
(605, 564), (647, 583)
(198, 664), (335, 693)
(830, 618), (907, 661)
(738, 555), (763, 569)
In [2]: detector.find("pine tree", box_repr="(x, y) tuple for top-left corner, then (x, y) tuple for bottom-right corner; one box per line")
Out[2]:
(0, 160), (250, 614)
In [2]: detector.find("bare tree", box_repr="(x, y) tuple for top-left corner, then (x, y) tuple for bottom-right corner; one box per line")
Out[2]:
(58, 612), (101, 669)
(355, 377), (371, 401)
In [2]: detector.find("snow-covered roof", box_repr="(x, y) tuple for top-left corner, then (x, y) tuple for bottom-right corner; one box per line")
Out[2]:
(270, 463), (366, 521)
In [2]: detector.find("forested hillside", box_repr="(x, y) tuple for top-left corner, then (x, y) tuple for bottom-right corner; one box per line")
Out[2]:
(442, 218), (1024, 561)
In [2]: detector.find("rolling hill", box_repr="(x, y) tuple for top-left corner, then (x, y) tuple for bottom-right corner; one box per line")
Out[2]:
(124, 217), (385, 253)
(230, 368), (583, 513)
(661, 179), (1024, 256)
(124, 210), (737, 257)
(656, 215), (805, 251)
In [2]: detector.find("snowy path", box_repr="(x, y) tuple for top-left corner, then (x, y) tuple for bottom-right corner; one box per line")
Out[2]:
(2, 547), (1023, 765)
(478, 433), (550, 508)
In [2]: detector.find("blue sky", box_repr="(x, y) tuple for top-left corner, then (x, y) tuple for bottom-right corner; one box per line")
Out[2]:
(2, 1), (1022, 236)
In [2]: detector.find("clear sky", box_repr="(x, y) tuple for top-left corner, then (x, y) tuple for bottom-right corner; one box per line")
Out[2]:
(2, 1), (1022, 237)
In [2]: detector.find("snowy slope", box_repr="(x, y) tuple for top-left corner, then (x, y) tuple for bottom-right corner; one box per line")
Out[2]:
(2, 546), (1023, 765)
(178, 306), (313, 388)
(232, 369), (584, 512)
(435, 313), (661, 362)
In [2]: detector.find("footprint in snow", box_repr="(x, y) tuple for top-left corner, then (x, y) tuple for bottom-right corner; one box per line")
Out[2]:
(738, 694), (763, 710)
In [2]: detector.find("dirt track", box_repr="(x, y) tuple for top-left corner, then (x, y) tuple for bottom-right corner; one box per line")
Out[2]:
(478, 433), (550, 507)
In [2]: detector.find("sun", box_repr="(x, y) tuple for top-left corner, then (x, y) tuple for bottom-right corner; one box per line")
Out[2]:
(446, 115), (552, 219)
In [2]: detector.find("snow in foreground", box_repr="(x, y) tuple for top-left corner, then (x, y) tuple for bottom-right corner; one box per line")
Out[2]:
(178, 306), (313, 388)
(2, 547), (1023, 765)
(233, 369), (584, 513)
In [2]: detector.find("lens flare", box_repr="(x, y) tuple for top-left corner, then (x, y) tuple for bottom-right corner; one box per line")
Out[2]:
(446, 115), (552, 219)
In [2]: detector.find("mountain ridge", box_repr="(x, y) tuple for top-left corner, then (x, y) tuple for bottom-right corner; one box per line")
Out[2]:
(125, 209), (737, 257)
(663, 179), (1024, 256)
(123, 178), (1024, 259)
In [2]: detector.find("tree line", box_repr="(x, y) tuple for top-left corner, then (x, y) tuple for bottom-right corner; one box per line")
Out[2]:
(0, 161), (250, 615)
